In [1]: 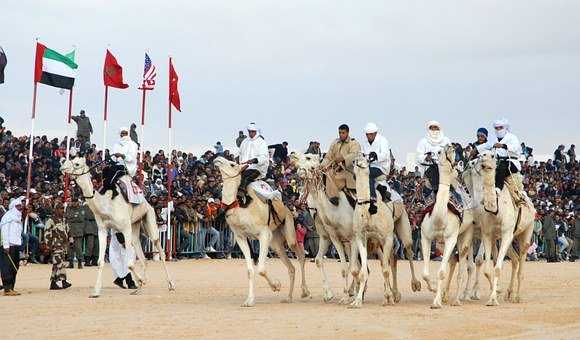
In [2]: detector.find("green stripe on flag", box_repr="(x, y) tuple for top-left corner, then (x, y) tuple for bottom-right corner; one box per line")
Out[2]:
(44, 47), (78, 69)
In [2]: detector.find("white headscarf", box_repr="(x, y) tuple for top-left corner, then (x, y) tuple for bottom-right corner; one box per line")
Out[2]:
(1, 196), (24, 225)
(426, 120), (445, 146)
(493, 118), (509, 139)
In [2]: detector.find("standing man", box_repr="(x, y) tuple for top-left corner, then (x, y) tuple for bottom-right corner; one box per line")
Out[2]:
(237, 123), (269, 206)
(44, 203), (72, 290)
(66, 199), (85, 269)
(0, 196), (24, 296)
(109, 232), (138, 289)
(363, 122), (391, 214)
(542, 209), (557, 263)
(320, 124), (361, 206)
(83, 202), (98, 267)
(235, 130), (247, 148)
(572, 216), (580, 262)
(71, 109), (93, 145)
(129, 123), (139, 147)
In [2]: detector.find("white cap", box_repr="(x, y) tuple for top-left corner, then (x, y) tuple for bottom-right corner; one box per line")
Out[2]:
(208, 198), (215, 203)
(119, 127), (129, 133)
(364, 122), (379, 134)
(247, 123), (258, 131)
(426, 120), (441, 129)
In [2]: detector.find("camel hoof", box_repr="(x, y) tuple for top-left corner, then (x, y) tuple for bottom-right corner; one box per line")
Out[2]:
(470, 292), (480, 301)
(89, 294), (100, 299)
(301, 288), (311, 299)
(451, 299), (462, 307)
(348, 299), (362, 309)
(393, 291), (402, 303)
(486, 299), (499, 307)
(442, 293), (449, 304)
(241, 298), (255, 307)
(339, 295), (354, 305)
(130, 288), (142, 296)
(271, 280), (282, 292)
(382, 297), (394, 306)
(513, 296), (523, 304)
(411, 280), (422, 292)
(322, 290), (334, 303)
(430, 302), (442, 309)
(281, 297), (293, 304)
(168, 281), (176, 291)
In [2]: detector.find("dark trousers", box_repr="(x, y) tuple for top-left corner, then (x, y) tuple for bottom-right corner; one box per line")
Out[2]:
(101, 163), (127, 196)
(424, 164), (439, 194)
(239, 169), (261, 194)
(544, 238), (556, 260)
(85, 234), (98, 259)
(369, 167), (385, 200)
(69, 237), (84, 262)
(0, 246), (20, 291)
(495, 160), (519, 189)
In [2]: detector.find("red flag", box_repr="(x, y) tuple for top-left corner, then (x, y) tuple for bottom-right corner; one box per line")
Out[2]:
(169, 58), (181, 111)
(103, 50), (128, 89)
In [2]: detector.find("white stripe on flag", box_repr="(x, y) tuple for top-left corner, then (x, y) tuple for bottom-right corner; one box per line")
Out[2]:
(42, 57), (76, 78)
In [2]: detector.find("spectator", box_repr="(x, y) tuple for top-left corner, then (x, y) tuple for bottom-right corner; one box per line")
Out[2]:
(567, 144), (576, 163)
(130, 123), (139, 146)
(235, 130), (246, 148)
(214, 141), (224, 155)
(554, 144), (566, 165)
(71, 110), (93, 145)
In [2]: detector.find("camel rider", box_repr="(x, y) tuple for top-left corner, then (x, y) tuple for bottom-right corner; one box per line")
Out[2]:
(100, 127), (138, 198)
(320, 124), (361, 206)
(469, 127), (493, 159)
(416, 121), (451, 196)
(237, 123), (269, 206)
(363, 123), (392, 211)
(492, 118), (525, 205)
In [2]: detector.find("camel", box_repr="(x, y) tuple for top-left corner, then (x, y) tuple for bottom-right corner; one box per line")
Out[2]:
(213, 156), (310, 307)
(292, 152), (421, 304)
(469, 152), (535, 305)
(348, 154), (399, 308)
(60, 157), (175, 297)
(419, 145), (474, 308)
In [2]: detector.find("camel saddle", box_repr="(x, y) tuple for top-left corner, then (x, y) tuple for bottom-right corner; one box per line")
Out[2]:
(417, 201), (463, 227)
(117, 176), (145, 205)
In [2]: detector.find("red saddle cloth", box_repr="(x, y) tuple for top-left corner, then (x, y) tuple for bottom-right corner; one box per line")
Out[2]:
(417, 201), (463, 227)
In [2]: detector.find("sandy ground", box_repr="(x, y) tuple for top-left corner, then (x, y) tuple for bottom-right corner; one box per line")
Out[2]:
(0, 258), (578, 339)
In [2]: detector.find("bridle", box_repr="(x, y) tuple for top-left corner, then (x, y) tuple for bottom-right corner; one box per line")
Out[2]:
(64, 160), (104, 200)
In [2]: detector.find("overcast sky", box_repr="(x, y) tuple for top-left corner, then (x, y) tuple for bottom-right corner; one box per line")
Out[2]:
(1, 0), (578, 159)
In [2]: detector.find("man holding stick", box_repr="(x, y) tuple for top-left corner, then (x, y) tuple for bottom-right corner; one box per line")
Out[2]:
(0, 196), (25, 296)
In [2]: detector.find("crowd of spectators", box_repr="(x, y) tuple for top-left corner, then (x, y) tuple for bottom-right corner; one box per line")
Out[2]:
(0, 116), (577, 263)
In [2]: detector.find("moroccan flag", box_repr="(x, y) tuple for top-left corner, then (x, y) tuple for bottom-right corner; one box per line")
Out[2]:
(103, 50), (128, 89)
(0, 46), (6, 84)
(169, 58), (180, 111)
(34, 43), (78, 89)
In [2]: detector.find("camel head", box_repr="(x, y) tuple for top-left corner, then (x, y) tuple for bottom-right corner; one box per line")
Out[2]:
(291, 152), (321, 180)
(60, 157), (90, 178)
(213, 156), (242, 205)
(437, 144), (457, 170)
(353, 153), (371, 199)
(479, 151), (497, 173)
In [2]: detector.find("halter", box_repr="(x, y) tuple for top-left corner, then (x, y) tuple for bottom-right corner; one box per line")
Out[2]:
(65, 160), (104, 200)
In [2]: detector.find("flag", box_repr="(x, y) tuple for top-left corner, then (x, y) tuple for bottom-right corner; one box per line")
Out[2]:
(142, 53), (156, 90)
(0, 46), (6, 84)
(34, 43), (78, 89)
(169, 58), (180, 111)
(104, 50), (128, 89)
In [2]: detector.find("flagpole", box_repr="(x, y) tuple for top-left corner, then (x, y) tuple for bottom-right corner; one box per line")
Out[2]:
(166, 56), (173, 260)
(24, 82), (38, 242)
(64, 88), (74, 205)
(138, 86), (147, 188)
(102, 85), (109, 161)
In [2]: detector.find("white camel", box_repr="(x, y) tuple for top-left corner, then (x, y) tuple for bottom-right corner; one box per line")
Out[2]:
(293, 152), (421, 304)
(419, 145), (474, 308)
(470, 152), (535, 305)
(60, 157), (175, 297)
(348, 155), (399, 308)
(213, 156), (310, 307)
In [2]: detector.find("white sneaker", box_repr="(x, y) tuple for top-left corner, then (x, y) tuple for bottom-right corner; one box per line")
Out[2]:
(203, 254), (211, 259)
(226, 254), (232, 259)
(207, 246), (216, 252)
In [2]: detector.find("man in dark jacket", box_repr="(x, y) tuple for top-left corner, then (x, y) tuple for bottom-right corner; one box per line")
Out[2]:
(66, 199), (85, 269)
(83, 204), (98, 266)
(71, 110), (93, 144)
(542, 210), (557, 262)
(130, 123), (139, 147)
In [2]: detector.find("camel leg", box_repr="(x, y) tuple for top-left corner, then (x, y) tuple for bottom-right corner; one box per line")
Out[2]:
(256, 229), (281, 292)
(315, 236), (334, 302)
(395, 208), (421, 292)
(122, 230), (146, 295)
(504, 246), (519, 302)
(132, 222), (148, 282)
(451, 237), (470, 306)
(271, 233), (295, 303)
(329, 234), (350, 303)
(145, 206), (175, 291)
(389, 253), (401, 303)
(235, 234), (256, 307)
(431, 229), (459, 309)
(349, 235), (368, 309)
(444, 254), (457, 304)
(462, 243), (475, 301)
(343, 241), (360, 305)
(482, 234), (494, 293)
(420, 231), (436, 293)
(471, 240), (485, 300)
(282, 216), (310, 299)
(382, 236), (396, 306)
(514, 226), (533, 303)
(89, 226), (108, 298)
(487, 230), (513, 306)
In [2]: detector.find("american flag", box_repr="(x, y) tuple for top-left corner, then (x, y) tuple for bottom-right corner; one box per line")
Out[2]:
(142, 53), (156, 89)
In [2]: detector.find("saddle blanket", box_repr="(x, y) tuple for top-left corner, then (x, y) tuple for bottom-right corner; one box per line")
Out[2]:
(248, 180), (282, 202)
(119, 176), (145, 204)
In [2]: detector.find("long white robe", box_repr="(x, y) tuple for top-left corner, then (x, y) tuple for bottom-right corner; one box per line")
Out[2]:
(109, 232), (135, 279)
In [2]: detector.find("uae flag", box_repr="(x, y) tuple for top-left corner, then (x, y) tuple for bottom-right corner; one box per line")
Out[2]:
(34, 43), (78, 89)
